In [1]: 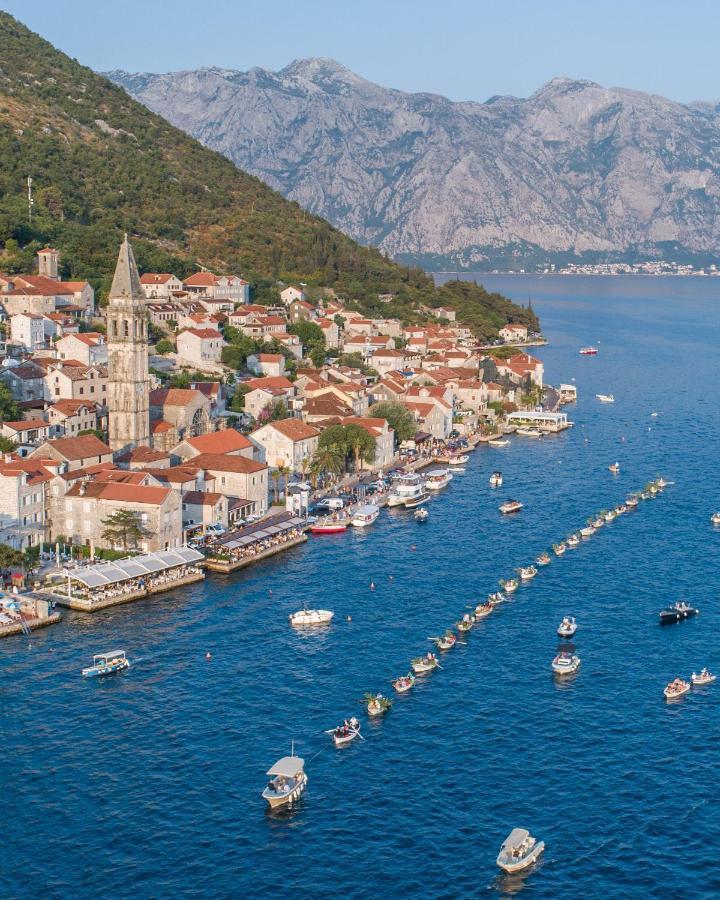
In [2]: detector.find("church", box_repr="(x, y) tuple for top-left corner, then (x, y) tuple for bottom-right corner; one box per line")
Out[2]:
(106, 236), (211, 454)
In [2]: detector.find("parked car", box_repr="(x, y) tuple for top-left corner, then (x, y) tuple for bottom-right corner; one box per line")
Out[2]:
(206, 523), (225, 536)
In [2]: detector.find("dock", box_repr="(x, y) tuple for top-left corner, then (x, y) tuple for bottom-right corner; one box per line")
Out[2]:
(43, 569), (205, 612)
(204, 514), (308, 573)
(0, 610), (62, 639)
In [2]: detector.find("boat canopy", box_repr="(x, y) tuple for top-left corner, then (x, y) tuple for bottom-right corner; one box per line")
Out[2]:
(355, 504), (378, 516)
(502, 828), (530, 848)
(65, 547), (204, 588)
(266, 756), (304, 777)
(94, 650), (124, 662)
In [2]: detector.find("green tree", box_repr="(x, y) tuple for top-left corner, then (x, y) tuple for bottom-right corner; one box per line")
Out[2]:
(310, 446), (345, 484)
(369, 401), (416, 444)
(0, 436), (16, 453)
(100, 509), (153, 552)
(344, 423), (376, 472)
(0, 542), (25, 570)
(0, 382), (20, 421)
(155, 338), (175, 355)
(229, 383), (250, 412)
(257, 400), (289, 424)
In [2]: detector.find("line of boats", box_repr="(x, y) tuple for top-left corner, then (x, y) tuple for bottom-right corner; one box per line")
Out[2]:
(664, 669), (715, 700)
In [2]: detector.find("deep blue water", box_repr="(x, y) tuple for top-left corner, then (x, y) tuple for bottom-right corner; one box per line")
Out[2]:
(3, 275), (720, 899)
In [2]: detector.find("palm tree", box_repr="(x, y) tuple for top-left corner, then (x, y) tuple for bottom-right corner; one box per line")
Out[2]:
(345, 424), (376, 473)
(310, 447), (344, 485)
(270, 469), (281, 503)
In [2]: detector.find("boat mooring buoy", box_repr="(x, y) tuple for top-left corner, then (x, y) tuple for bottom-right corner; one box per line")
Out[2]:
(370, 581), (375, 590)
(205, 652), (212, 661)
(347, 615), (352, 622)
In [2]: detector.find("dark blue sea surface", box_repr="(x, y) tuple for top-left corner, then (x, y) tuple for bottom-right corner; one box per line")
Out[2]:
(3, 276), (720, 898)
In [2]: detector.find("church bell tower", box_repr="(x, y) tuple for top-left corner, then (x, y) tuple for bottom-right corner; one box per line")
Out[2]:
(106, 235), (150, 453)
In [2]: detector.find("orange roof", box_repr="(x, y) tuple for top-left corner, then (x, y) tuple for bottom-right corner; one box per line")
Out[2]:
(151, 420), (174, 433)
(38, 434), (112, 460)
(185, 453), (267, 475)
(183, 272), (217, 287)
(66, 481), (170, 505)
(258, 419), (320, 441)
(2, 418), (48, 432)
(140, 273), (176, 285)
(246, 376), (293, 392)
(180, 327), (223, 339)
(49, 399), (97, 416)
(182, 490), (224, 506)
(256, 353), (283, 362)
(184, 429), (252, 454)
(150, 388), (205, 407)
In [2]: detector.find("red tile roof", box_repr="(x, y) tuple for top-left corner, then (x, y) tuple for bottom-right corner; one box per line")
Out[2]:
(184, 453), (267, 475)
(257, 419), (320, 441)
(184, 429), (252, 454)
(66, 481), (170, 505)
(36, 434), (112, 460)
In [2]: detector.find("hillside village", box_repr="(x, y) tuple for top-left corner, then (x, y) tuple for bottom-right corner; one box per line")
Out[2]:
(0, 240), (546, 559)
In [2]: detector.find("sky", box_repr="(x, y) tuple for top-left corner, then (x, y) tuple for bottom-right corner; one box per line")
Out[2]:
(5, 0), (720, 103)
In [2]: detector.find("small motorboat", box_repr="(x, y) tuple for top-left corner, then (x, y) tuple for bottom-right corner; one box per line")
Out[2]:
(81, 650), (129, 678)
(608, 462), (620, 474)
(327, 717), (362, 746)
(516, 428), (543, 438)
(446, 454), (469, 466)
(518, 565), (538, 581)
(310, 522), (348, 534)
(425, 468), (453, 491)
(499, 499), (523, 515)
(580, 525), (595, 538)
(500, 578), (518, 594)
(262, 746), (307, 809)
(557, 616), (577, 638)
(496, 828), (545, 874)
(552, 652), (580, 675)
(488, 591), (507, 605)
(596, 393), (615, 403)
(655, 477), (670, 489)
(566, 534), (580, 548)
(626, 495), (639, 508)
(450, 466), (466, 473)
(392, 673), (416, 693)
(552, 542), (566, 557)
(474, 602), (494, 619)
(603, 510), (616, 523)
(691, 668), (716, 686)
(489, 471), (503, 488)
(289, 607), (334, 627)
(536, 552), (551, 567)
(659, 601), (699, 625)
(433, 630), (457, 651)
(456, 614), (474, 632)
(365, 693), (392, 717)
(414, 507), (429, 523)
(411, 652), (440, 675)
(664, 679), (691, 701)
(579, 346), (598, 355)
(351, 503), (380, 527)
(488, 438), (510, 447)
(711, 512), (720, 526)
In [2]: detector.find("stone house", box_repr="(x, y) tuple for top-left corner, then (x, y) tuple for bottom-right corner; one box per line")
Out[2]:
(250, 419), (320, 472)
(30, 434), (114, 471)
(338, 416), (395, 470)
(171, 428), (254, 463)
(0, 362), (47, 402)
(182, 452), (269, 515)
(176, 328), (224, 367)
(280, 285), (305, 305)
(140, 273), (184, 300)
(181, 490), (229, 531)
(10, 313), (46, 352)
(247, 353), (286, 378)
(46, 400), (104, 438)
(44, 363), (108, 403)
(55, 332), (108, 366)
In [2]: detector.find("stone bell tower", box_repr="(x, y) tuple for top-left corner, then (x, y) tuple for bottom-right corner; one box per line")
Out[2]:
(106, 235), (150, 453)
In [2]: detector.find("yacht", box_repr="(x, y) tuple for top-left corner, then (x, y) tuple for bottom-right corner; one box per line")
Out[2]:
(557, 616), (577, 638)
(388, 474), (429, 509)
(81, 650), (129, 678)
(552, 652), (580, 675)
(596, 394), (615, 403)
(489, 471), (503, 488)
(496, 828), (545, 874)
(499, 499), (523, 515)
(262, 747), (307, 809)
(516, 428), (543, 438)
(664, 679), (691, 701)
(659, 601), (699, 625)
(289, 607), (334, 627)
(446, 454), (469, 466)
(351, 503), (380, 528)
(489, 438), (510, 447)
(579, 346), (598, 355)
(424, 468), (453, 491)
(691, 668), (716, 686)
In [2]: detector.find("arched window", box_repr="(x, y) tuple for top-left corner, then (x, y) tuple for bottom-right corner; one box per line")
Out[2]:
(123, 319), (129, 338)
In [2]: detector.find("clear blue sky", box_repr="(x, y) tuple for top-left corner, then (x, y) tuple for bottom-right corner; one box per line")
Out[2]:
(5, 0), (720, 103)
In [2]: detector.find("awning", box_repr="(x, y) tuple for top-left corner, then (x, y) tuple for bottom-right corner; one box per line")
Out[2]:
(66, 547), (204, 588)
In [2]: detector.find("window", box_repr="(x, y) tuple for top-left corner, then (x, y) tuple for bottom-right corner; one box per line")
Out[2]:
(112, 319), (118, 337)
(123, 320), (129, 338)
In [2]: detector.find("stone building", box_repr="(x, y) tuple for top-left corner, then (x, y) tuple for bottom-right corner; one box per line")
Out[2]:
(106, 237), (151, 452)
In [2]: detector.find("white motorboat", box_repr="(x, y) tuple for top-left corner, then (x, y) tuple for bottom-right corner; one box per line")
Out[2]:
(489, 471), (503, 488)
(596, 394), (615, 403)
(81, 650), (129, 678)
(446, 454), (469, 465)
(664, 679), (691, 701)
(608, 462), (620, 474)
(388, 474), (429, 509)
(580, 525), (595, 537)
(604, 510), (616, 523)
(579, 346), (598, 355)
(557, 616), (577, 638)
(450, 466), (466, 473)
(488, 438), (510, 447)
(552, 652), (580, 675)
(414, 507), (429, 523)
(351, 503), (380, 528)
(328, 717), (362, 747)
(711, 512), (720, 526)
(289, 607), (334, 627)
(566, 534), (580, 548)
(499, 499), (523, 514)
(516, 428), (543, 438)
(424, 468), (453, 491)
(518, 565), (538, 581)
(262, 746), (307, 809)
(496, 828), (545, 874)
(691, 668), (716, 686)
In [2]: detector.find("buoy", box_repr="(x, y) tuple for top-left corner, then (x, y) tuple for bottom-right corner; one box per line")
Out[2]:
(268, 589), (273, 595)
(205, 652), (212, 661)
(370, 581), (375, 590)
(389, 575), (394, 581)
(347, 615), (352, 622)
(411, 544), (416, 551)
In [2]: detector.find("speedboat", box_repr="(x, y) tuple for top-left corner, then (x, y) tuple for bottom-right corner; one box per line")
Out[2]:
(500, 578), (518, 594)
(664, 679), (691, 701)
(659, 601), (699, 625)
(579, 346), (598, 355)
(489, 438), (510, 447)
(608, 462), (620, 474)
(425, 468), (453, 491)
(496, 828), (545, 874)
(566, 534), (580, 548)
(365, 693), (392, 717)
(327, 717), (362, 746)
(414, 507), (429, 523)
(388, 473), (429, 508)
(552, 652), (580, 675)
(596, 394), (615, 403)
(433, 630), (457, 651)
(536, 552), (551, 567)
(557, 616), (577, 638)
(499, 499), (523, 514)
(289, 607), (334, 627)
(351, 503), (380, 528)
(552, 542), (566, 556)
(392, 673), (415, 693)
(489, 471), (503, 487)
(310, 521), (347, 534)
(81, 650), (129, 678)
(474, 602), (494, 619)
(262, 746), (307, 809)
(516, 428), (543, 438)
(456, 614), (474, 632)
(691, 668), (716, 686)
(711, 512), (720, 526)
(412, 652), (439, 675)
(447, 454), (469, 466)
(518, 565), (538, 581)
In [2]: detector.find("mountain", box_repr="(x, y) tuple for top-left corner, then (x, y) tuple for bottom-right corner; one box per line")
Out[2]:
(0, 15), (537, 337)
(109, 62), (720, 270)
